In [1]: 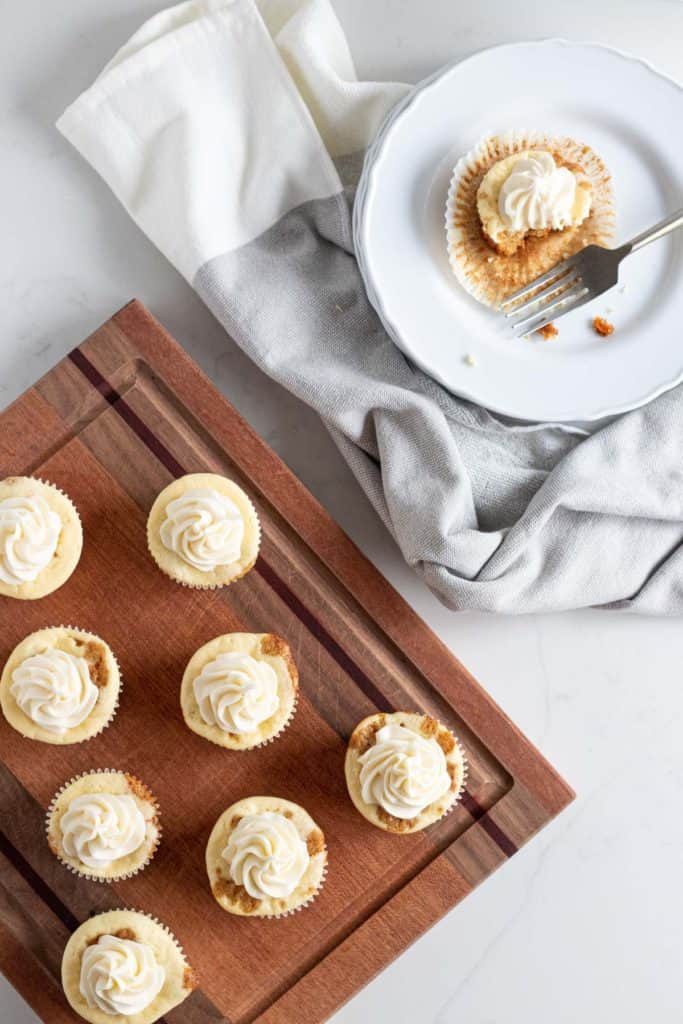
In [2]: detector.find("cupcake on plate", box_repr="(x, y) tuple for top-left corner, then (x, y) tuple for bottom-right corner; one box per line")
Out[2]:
(445, 130), (615, 307)
(147, 473), (260, 589)
(0, 626), (120, 744)
(0, 476), (82, 600)
(46, 770), (160, 881)
(181, 632), (298, 750)
(206, 796), (327, 917)
(61, 909), (197, 1024)
(345, 711), (466, 834)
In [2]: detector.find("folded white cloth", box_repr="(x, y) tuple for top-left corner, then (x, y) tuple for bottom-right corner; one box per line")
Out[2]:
(58, 0), (683, 613)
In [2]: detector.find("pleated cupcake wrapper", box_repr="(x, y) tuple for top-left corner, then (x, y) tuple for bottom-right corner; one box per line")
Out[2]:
(195, 688), (299, 751)
(0, 477), (82, 598)
(46, 768), (161, 883)
(148, 490), (262, 590)
(445, 129), (616, 308)
(34, 477), (82, 521)
(347, 718), (469, 834)
(6, 624), (121, 745)
(269, 855), (328, 919)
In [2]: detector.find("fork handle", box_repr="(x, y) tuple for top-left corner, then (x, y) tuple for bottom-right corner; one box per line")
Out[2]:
(623, 208), (683, 254)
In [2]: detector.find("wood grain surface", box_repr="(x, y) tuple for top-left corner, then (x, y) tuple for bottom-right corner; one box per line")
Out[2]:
(0, 301), (574, 1024)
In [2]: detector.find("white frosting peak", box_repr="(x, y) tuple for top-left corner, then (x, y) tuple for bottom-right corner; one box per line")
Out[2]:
(0, 494), (61, 585)
(193, 652), (279, 733)
(160, 487), (244, 572)
(60, 793), (146, 870)
(80, 934), (165, 1016)
(223, 812), (309, 900)
(359, 723), (451, 820)
(498, 151), (577, 232)
(10, 649), (98, 734)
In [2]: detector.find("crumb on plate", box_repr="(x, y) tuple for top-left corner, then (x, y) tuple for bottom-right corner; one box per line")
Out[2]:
(463, 353), (476, 367)
(536, 322), (559, 340)
(592, 316), (615, 337)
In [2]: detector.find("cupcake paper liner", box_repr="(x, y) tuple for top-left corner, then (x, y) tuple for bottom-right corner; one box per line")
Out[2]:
(269, 856), (328, 919)
(147, 488), (262, 591)
(346, 713), (469, 834)
(1, 624), (121, 745)
(0, 476), (83, 600)
(445, 129), (616, 309)
(46, 768), (161, 882)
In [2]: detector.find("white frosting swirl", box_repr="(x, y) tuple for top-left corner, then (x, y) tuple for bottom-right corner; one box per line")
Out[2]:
(80, 934), (165, 1016)
(359, 723), (451, 820)
(193, 652), (279, 733)
(0, 494), (61, 585)
(160, 488), (244, 572)
(223, 812), (309, 900)
(10, 649), (98, 734)
(60, 794), (146, 870)
(498, 151), (577, 232)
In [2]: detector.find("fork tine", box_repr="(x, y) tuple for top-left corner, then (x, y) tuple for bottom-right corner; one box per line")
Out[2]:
(511, 285), (591, 337)
(504, 272), (581, 321)
(500, 257), (577, 308)
(509, 280), (587, 332)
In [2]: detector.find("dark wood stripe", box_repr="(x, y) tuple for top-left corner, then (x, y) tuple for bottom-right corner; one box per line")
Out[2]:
(256, 556), (392, 715)
(0, 829), (79, 932)
(68, 348), (185, 477)
(67, 347), (517, 860)
(460, 791), (517, 857)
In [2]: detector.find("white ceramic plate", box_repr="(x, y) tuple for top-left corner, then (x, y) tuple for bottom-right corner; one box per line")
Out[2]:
(354, 40), (683, 422)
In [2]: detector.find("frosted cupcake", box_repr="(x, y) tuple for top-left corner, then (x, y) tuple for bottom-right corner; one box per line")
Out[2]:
(345, 711), (466, 834)
(47, 771), (160, 881)
(446, 131), (615, 307)
(0, 476), (82, 599)
(206, 796), (327, 917)
(0, 626), (120, 744)
(61, 909), (197, 1024)
(147, 473), (260, 589)
(181, 632), (298, 750)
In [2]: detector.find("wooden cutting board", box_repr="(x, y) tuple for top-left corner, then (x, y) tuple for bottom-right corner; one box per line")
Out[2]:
(0, 301), (573, 1024)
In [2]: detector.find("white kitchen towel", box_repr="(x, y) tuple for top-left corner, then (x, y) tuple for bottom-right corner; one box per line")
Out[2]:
(58, 0), (683, 613)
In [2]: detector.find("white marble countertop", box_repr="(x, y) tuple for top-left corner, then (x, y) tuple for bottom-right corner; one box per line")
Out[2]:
(2, 1), (682, 1022)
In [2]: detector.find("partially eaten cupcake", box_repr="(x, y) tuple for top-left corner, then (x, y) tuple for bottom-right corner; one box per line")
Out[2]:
(446, 131), (615, 307)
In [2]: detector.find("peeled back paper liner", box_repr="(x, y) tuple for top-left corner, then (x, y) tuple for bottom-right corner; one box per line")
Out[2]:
(445, 130), (615, 309)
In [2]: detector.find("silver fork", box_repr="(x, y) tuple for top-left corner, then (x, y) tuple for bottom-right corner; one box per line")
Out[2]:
(501, 208), (683, 337)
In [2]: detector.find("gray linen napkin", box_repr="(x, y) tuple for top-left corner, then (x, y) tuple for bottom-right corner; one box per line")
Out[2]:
(57, 0), (683, 612)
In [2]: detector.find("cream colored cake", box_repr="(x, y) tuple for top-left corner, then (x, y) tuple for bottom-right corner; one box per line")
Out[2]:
(345, 711), (466, 834)
(47, 771), (160, 881)
(0, 476), (82, 600)
(147, 473), (260, 589)
(445, 131), (615, 308)
(206, 796), (327, 917)
(0, 626), (120, 744)
(180, 632), (298, 750)
(61, 909), (197, 1024)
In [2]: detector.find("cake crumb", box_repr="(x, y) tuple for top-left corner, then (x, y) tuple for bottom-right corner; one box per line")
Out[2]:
(592, 316), (615, 337)
(463, 353), (476, 367)
(536, 322), (559, 341)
